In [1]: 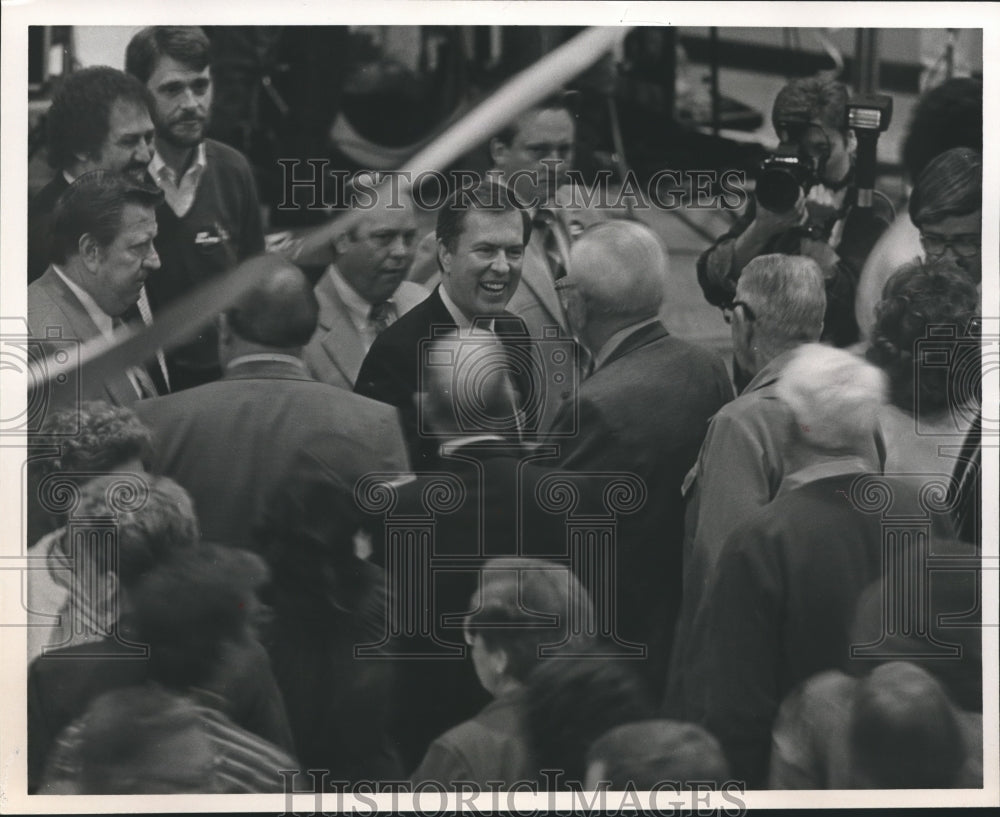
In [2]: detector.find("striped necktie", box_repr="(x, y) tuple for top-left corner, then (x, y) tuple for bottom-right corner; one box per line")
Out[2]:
(533, 208), (572, 283)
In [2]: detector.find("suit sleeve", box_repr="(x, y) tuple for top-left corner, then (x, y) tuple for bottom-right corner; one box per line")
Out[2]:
(685, 530), (783, 789)
(696, 199), (757, 308)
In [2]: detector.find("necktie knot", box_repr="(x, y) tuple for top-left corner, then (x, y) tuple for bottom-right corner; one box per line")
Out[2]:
(369, 301), (393, 335)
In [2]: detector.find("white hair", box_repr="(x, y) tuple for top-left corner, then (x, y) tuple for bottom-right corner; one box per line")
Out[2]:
(776, 343), (887, 451)
(570, 220), (666, 320)
(737, 254), (826, 349)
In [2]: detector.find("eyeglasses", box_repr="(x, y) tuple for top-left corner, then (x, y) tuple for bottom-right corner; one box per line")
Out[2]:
(722, 300), (756, 324)
(920, 232), (981, 259)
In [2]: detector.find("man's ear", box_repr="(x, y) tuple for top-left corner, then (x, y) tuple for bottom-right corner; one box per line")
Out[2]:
(333, 229), (352, 257)
(437, 239), (452, 277)
(846, 129), (858, 158)
(489, 136), (506, 169)
(78, 233), (102, 272)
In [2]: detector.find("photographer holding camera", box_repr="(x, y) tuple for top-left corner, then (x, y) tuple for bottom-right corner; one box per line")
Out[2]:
(698, 76), (894, 366)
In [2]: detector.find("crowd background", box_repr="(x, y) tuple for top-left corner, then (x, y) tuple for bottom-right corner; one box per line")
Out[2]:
(16, 23), (991, 799)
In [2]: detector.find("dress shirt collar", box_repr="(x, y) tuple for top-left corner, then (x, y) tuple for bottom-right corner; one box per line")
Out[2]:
(439, 434), (508, 457)
(52, 265), (114, 339)
(150, 142), (207, 216)
(592, 317), (660, 371)
(225, 353), (308, 373)
(62, 170), (77, 185)
(438, 286), (497, 334)
(328, 265), (397, 328)
(150, 141), (206, 184)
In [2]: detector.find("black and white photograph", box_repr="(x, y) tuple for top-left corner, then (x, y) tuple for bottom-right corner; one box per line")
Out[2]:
(1, 2), (997, 813)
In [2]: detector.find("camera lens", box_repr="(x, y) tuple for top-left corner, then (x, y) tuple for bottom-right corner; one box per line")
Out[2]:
(756, 166), (802, 212)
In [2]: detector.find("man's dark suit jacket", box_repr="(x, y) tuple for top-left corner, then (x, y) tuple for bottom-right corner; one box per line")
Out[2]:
(545, 320), (733, 694)
(134, 357), (410, 551)
(381, 439), (587, 770)
(28, 175), (70, 284)
(354, 287), (535, 469)
(675, 472), (957, 788)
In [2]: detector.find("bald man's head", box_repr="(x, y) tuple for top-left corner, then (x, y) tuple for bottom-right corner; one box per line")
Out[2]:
(560, 221), (666, 343)
(224, 260), (319, 349)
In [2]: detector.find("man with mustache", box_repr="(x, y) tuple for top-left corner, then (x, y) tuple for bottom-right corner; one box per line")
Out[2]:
(29, 66), (156, 284)
(125, 26), (265, 392)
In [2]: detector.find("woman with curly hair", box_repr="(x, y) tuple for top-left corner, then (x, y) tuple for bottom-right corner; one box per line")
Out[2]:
(866, 257), (980, 474)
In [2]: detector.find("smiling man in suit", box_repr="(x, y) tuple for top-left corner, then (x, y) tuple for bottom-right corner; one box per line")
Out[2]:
(548, 219), (733, 695)
(354, 181), (536, 469)
(28, 171), (166, 410)
(303, 190), (429, 389)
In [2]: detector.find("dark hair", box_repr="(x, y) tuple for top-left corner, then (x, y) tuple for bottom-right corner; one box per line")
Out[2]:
(74, 474), (200, 588)
(848, 662), (966, 788)
(867, 258), (979, 415)
(772, 75), (849, 135)
(49, 171), (163, 265)
(38, 401), (153, 476)
(129, 543), (267, 689)
(909, 147), (982, 228)
(125, 26), (211, 84)
(493, 93), (578, 146)
(524, 654), (655, 784)
(465, 558), (593, 684)
(901, 78), (982, 182)
(435, 180), (532, 256)
(585, 720), (731, 788)
(225, 261), (319, 348)
(46, 66), (152, 172)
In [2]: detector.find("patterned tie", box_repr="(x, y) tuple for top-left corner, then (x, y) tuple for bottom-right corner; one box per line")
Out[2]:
(369, 301), (394, 336)
(126, 287), (171, 393)
(113, 309), (162, 399)
(533, 208), (572, 283)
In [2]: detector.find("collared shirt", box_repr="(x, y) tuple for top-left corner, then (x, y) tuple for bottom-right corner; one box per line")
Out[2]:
(225, 353), (308, 373)
(150, 142), (207, 217)
(438, 286), (496, 335)
(591, 317), (660, 372)
(328, 266), (398, 352)
(52, 266), (114, 339)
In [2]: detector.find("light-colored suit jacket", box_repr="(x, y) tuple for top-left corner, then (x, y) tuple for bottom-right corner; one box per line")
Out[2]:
(303, 268), (429, 390)
(27, 266), (139, 409)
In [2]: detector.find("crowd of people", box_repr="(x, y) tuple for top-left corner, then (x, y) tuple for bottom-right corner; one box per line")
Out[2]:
(25, 26), (984, 794)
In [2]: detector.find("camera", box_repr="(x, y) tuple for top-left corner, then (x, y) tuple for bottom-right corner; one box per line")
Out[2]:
(1, 320), (80, 435)
(755, 92), (894, 214)
(755, 141), (818, 213)
(418, 324), (579, 439)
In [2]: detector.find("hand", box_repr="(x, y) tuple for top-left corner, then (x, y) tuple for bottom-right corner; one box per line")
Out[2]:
(798, 237), (840, 278)
(751, 190), (807, 239)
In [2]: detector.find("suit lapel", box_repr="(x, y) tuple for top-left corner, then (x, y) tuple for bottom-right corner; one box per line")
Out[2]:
(314, 272), (368, 385)
(41, 268), (139, 405)
(520, 238), (567, 330)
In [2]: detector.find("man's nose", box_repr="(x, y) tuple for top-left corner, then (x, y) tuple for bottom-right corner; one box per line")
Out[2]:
(136, 139), (154, 164)
(143, 247), (161, 270)
(491, 251), (511, 273)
